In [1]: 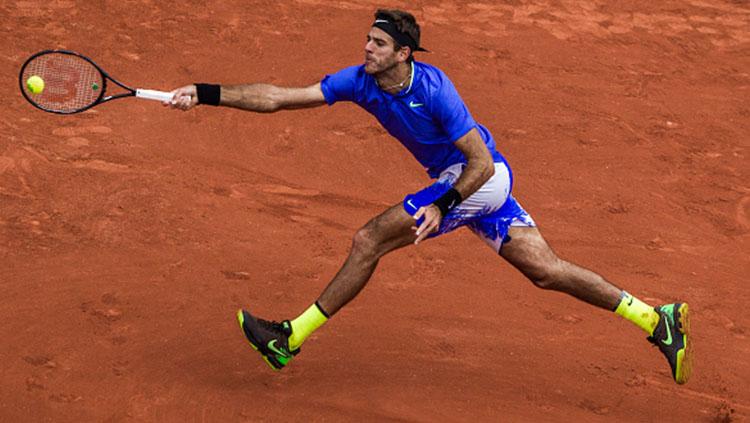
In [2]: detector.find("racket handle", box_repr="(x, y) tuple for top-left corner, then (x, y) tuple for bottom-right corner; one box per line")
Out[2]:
(135, 89), (174, 102)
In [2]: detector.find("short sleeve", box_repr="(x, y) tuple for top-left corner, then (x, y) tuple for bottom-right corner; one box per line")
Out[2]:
(320, 65), (362, 106)
(432, 75), (477, 142)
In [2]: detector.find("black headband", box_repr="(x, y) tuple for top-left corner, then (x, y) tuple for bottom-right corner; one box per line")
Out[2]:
(372, 19), (429, 54)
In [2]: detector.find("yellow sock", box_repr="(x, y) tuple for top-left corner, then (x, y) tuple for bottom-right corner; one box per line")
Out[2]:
(288, 302), (328, 350)
(614, 291), (660, 335)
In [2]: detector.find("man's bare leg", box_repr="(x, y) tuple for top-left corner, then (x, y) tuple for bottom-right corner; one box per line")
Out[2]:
(497, 224), (691, 384)
(499, 226), (622, 310)
(281, 204), (417, 351)
(236, 203), (417, 369)
(317, 204), (418, 315)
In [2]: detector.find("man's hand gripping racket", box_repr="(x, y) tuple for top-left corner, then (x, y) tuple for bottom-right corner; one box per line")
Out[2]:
(19, 49), (189, 114)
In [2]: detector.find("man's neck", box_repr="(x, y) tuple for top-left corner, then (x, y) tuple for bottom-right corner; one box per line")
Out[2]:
(376, 62), (412, 94)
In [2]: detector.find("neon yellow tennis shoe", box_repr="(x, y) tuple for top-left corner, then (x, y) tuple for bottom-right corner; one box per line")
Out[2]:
(648, 303), (691, 384)
(236, 309), (299, 371)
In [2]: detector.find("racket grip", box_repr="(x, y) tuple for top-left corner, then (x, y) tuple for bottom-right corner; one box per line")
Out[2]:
(135, 89), (174, 102)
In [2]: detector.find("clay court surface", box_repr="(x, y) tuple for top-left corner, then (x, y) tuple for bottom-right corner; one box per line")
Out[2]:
(1, 0), (749, 421)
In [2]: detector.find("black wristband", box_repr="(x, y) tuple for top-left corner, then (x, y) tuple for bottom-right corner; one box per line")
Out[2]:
(195, 83), (221, 106)
(433, 188), (463, 216)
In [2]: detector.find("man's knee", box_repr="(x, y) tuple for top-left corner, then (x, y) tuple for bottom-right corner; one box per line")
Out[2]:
(530, 272), (558, 290)
(351, 226), (380, 257)
(526, 258), (565, 290)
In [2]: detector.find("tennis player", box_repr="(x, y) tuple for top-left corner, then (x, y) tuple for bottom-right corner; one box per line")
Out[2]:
(167, 9), (691, 384)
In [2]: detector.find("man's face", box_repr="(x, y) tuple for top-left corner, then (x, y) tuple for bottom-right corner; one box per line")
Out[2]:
(364, 27), (406, 74)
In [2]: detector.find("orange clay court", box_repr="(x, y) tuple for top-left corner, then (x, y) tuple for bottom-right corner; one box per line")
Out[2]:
(1, 1), (749, 421)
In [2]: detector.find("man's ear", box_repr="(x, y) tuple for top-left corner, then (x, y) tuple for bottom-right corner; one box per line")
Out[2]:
(397, 46), (412, 63)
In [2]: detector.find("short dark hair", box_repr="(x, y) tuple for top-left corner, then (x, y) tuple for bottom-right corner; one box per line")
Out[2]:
(374, 9), (421, 59)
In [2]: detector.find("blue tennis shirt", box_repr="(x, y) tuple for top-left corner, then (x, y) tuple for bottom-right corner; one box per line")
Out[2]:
(320, 61), (507, 178)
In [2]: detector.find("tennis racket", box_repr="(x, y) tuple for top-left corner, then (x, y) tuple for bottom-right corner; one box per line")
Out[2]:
(19, 49), (175, 114)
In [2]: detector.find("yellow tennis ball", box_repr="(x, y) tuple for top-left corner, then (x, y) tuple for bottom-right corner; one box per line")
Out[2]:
(26, 75), (45, 94)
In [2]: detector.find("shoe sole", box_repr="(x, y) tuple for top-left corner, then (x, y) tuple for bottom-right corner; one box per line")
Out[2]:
(236, 309), (282, 371)
(675, 303), (692, 384)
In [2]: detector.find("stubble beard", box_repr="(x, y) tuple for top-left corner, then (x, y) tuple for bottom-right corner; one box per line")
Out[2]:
(368, 58), (400, 81)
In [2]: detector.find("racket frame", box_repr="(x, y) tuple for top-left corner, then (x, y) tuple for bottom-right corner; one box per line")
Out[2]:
(19, 49), (171, 114)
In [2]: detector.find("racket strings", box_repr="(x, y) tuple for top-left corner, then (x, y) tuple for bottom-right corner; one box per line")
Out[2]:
(22, 53), (103, 113)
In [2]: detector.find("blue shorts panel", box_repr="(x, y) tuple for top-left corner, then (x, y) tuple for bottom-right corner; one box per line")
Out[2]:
(465, 195), (536, 252)
(402, 162), (535, 251)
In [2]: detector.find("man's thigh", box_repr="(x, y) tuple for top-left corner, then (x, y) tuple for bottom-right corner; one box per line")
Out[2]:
(467, 195), (536, 253)
(497, 226), (556, 279)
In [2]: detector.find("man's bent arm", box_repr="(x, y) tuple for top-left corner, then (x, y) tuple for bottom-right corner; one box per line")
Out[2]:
(413, 128), (494, 244)
(220, 83), (326, 112)
(450, 128), (495, 199)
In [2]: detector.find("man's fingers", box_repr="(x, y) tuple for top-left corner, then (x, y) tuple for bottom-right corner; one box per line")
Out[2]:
(413, 207), (425, 220)
(166, 91), (186, 108)
(179, 95), (192, 110)
(164, 86), (198, 110)
(162, 90), (177, 107)
(414, 223), (429, 244)
(415, 217), (430, 236)
(414, 204), (444, 245)
(414, 218), (438, 244)
(414, 221), (435, 244)
(170, 93), (192, 111)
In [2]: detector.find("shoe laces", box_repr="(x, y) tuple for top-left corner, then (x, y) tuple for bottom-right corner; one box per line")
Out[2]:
(257, 318), (288, 335)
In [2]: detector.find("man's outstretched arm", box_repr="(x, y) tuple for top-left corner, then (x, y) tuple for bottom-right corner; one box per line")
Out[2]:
(165, 83), (326, 112)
